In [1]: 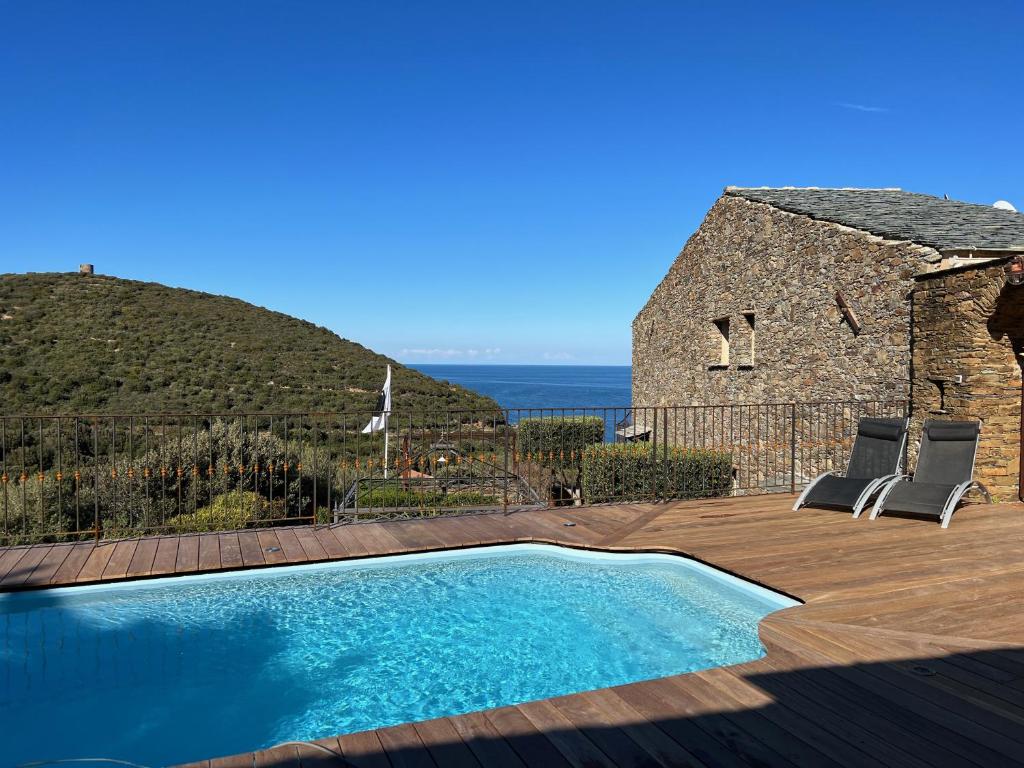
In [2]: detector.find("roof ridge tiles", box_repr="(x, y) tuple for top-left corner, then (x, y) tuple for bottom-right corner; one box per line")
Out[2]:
(722, 187), (1024, 251)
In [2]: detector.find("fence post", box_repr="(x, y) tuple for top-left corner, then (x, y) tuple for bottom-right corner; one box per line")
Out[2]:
(650, 407), (658, 501)
(93, 418), (101, 542)
(790, 402), (797, 494)
(503, 411), (510, 514)
(662, 406), (669, 500)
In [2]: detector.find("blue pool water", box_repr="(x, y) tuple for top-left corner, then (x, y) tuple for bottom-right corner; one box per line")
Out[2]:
(0, 544), (795, 766)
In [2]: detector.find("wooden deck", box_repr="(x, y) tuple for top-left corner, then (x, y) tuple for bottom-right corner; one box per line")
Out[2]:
(3, 495), (1024, 767)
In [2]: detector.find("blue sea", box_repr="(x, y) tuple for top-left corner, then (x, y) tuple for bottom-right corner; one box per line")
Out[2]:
(411, 364), (632, 410)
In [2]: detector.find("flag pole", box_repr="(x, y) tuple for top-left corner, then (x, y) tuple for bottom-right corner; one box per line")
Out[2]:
(383, 364), (391, 479)
(362, 364), (392, 481)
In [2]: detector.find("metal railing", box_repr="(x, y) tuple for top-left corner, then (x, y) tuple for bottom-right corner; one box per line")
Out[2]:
(0, 400), (907, 544)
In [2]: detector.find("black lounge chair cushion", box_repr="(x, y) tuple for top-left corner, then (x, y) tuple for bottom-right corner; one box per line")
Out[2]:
(926, 421), (981, 441)
(804, 474), (878, 508)
(881, 480), (957, 517)
(845, 417), (907, 480)
(857, 419), (904, 442)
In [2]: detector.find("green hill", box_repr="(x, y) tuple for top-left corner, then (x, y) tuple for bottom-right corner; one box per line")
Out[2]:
(0, 272), (497, 415)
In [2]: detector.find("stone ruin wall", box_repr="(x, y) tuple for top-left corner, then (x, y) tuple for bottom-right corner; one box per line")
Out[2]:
(912, 262), (1023, 502)
(632, 195), (938, 488)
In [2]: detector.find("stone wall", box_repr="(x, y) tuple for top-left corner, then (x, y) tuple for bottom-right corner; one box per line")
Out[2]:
(633, 194), (939, 407)
(911, 263), (1023, 502)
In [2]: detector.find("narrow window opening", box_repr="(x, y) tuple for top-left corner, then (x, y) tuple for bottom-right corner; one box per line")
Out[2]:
(711, 317), (730, 368)
(738, 312), (756, 368)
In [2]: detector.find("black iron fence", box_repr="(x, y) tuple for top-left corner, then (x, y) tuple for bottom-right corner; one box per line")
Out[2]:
(0, 401), (906, 544)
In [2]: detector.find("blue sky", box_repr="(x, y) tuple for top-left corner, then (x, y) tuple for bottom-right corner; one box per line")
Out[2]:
(2, 1), (1021, 365)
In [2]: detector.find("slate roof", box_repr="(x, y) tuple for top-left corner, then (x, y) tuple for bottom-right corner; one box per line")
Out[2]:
(725, 187), (1024, 251)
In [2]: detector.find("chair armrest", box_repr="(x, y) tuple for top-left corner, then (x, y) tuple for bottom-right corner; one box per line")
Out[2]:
(868, 474), (911, 520)
(940, 480), (992, 528)
(792, 470), (841, 511)
(851, 473), (902, 518)
(971, 481), (993, 504)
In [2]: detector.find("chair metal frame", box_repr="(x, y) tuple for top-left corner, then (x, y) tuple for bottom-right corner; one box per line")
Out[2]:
(792, 417), (909, 518)
(869, 421), (992, 528)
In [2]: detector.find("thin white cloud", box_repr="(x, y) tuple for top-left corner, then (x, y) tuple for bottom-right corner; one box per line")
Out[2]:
(542, 351), (576, 361)
(400, 347), (502, 359)
(835, 101), (889, 113)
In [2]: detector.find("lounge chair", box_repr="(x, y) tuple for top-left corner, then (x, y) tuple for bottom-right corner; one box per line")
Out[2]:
(870, 420), (991, 528)
(792, 417), (909, 518)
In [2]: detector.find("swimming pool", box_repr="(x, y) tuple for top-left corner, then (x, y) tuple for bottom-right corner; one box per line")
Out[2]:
(0, 543), (796, 766)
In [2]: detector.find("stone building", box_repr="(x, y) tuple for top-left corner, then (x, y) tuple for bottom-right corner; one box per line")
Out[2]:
(633, 188), (1024, 501)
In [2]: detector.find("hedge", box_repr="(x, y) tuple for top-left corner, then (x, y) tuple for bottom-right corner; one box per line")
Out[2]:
(516, 416), (605, 467)
(581, 443), (733, 504)
(356, 485), (499, 508)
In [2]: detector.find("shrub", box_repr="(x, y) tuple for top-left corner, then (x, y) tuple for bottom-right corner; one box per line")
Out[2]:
(516, 415), (604, 497)
(581, 443), (733, 504)
(516, 416), (605, 466)
(166, 490), (280, 533)
(355, 484), (498, 508)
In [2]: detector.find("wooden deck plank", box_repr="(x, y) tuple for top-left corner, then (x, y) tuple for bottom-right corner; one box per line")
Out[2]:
(75, 542), (116, 582)
(197, 533), (222, 571)
(417, 515), (483, 546)
(516, 699), (617, 768)
(100, 539), (138, 580)
(274, 528), (308, 563)
(578, 689), (709, 768)
(311, 526), (349, 558)
(208, 752), (258, 768)
(378, 519), (448, 550)
(483, 706), (573, 768)
(1, 544), (52, 586)
(691, 668), (865, 768)
(448, 709), (527, 768)
(256, 530), (287, 564)
(756, 626), (1014, 767)
(347, 522), (407, 555)
(218, 533), (243, 569)
(789, 627), (1024, 760)
(301, 736), (348, 768)
(375, 722), (437, 768)
(150, 537), (180, 575)
(331, 525), (372, 557)
(0, 547), (29, 580)
(546, 692), (666, 768)
(610, 681), (751, 768)
(175, 535), (201, 573)
(752, 646), (965, 768)
(293, 526), (329, 561)
(22, 543), (73, 586)
(125, 537), (160, 578)
(237, 530), (265, 567)
(337, 729), (391, 768)
(452, 513), (514, 544)
(50, 541), (96, 583)
(412, 717), (482, 768)
(301, 737), (350, 768)
(505, 510), (600, 545)
(253, 744), (300, 768)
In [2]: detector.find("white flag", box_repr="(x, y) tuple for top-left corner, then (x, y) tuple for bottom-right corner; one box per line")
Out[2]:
(361, 365), (392, 434)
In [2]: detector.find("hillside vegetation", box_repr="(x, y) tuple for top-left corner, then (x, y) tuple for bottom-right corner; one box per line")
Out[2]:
(0, 272), (497, 415)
